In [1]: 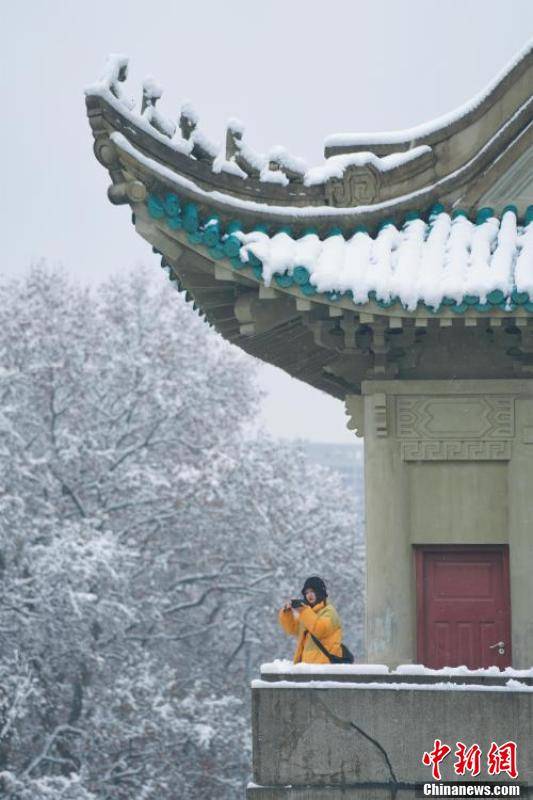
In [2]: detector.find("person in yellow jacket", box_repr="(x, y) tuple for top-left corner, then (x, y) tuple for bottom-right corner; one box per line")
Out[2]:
(278, 576), (343, 664)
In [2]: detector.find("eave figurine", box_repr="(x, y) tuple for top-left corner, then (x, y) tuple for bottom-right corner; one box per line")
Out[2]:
(86, 42), (533, 798)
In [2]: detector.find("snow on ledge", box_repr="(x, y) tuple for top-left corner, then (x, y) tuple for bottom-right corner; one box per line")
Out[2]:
(395, 664), (533, 678)
(304, 146), (431, 186)
(247, 782), (292, 790)
(261, 659), (388, 675)
(260, 659), (533, 679)
(252, 678), (533, 693)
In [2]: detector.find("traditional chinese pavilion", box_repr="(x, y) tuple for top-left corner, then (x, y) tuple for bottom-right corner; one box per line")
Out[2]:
(86, 46), (533, 796)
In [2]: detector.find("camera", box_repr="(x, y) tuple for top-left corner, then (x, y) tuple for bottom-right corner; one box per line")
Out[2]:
(290, 598), (305, 609)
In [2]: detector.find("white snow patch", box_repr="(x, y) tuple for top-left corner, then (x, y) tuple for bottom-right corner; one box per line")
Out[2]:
(305, 146), (431, 186)
(395, 664), (533, 678)
(515, 219), (533, 294)
(227, 117), (245, 135)
(141, 77), (176, 139)
(237, 209), (531, 307)
(324, 40), (532, 149)
(86, 53), (134, 110)
(261, 661), (533, 678)
(269, 145), (307, 175)
(261, 659), (389, 675)
(180, 100), (198, 125)
(260, 165), (289, 186)
(87, 83), (193, 155)
(109, 129), (533, 308)
(252, 679), (533, 692)
(143, 75), (163, 102)
(110, 132), (437, 218)
(212, 153), (248, 178)
(88, 45), (531, 197)
(234, 138), (266, 173)
(248, 782), (293, 790)
(191, 126), (219, 159)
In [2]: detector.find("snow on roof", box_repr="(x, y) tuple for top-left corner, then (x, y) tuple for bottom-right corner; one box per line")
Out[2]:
(239, 207), (533, 311)
(113, 131), (435, 219)
(304, 146), (431, 186)
(86, 55), (436, 188)
(324, 38), (533, 150)
(139, 171), (533, 314)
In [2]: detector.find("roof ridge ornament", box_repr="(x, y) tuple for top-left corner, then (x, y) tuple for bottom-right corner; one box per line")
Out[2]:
(96, 53), (134, 110)
(325, 162), (381, 207)
(225, 120), (261, 179)
(85, 47), (533, 399)
(179, 102), (218, 164)
(86, 46), (533, 226)
(141, 76), (176, 139)
(268, 146), (307, 185)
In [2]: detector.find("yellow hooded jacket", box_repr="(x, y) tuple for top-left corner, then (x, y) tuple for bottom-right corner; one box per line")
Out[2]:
(278, 600), (343, 664)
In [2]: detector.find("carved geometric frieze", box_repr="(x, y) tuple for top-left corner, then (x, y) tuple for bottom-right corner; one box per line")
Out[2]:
(396, 396), (515, 440)
(324, 164), (381, 207)
(401, 440), (512, 461)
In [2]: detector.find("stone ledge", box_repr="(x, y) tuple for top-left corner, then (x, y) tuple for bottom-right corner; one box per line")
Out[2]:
(247, 784), (415, 799)
(259, 665), (533, 687)
(251, 683), (533, 787)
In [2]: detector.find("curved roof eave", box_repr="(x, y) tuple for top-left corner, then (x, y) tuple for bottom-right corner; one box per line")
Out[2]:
(324, 39), (533, 156)
(85, 47), (533, 399)
(85, 42), (533, 235)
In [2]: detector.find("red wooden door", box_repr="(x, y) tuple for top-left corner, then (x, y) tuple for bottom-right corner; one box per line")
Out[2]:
(416, 546), (511, 669)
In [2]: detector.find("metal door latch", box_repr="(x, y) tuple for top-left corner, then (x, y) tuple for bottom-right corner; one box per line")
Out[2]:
(489, 641), (505, 655)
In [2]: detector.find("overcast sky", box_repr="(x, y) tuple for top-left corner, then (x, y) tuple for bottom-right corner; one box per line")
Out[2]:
(2, 1), (532, 443)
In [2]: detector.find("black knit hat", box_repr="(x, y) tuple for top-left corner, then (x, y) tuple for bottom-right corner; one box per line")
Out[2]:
(301, 576), (328, 603)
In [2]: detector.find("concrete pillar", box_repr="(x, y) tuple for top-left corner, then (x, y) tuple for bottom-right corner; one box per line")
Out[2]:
(508, 394), (533, 666)
(363, 391), (414, 666)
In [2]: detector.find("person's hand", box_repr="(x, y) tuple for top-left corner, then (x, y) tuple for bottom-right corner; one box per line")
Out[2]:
(282, 600), (292, 612)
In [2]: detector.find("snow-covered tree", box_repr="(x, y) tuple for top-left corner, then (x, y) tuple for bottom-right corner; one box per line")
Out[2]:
(0, 265), (363, 798)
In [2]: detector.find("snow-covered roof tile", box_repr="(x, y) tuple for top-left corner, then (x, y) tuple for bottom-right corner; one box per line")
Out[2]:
(144, 189), (533, 314)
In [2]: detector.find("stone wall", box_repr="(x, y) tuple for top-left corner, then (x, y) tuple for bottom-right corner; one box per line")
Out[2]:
(247, 671), (533, 798)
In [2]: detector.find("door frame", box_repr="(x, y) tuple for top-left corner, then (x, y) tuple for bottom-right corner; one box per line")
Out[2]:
(414, 544), (511, 667)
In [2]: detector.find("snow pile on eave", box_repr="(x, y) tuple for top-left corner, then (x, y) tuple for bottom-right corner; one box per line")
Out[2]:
(86, 56), (194, 158)
(325, 39), (532, 149)
(239, 210), (532, 310)
(87, 54), (439, 188)
(111, 132), (434, 219)
(304, 146), (431, 186)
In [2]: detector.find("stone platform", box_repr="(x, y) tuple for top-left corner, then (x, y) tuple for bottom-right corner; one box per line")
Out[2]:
(247, 665), (533, 798)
